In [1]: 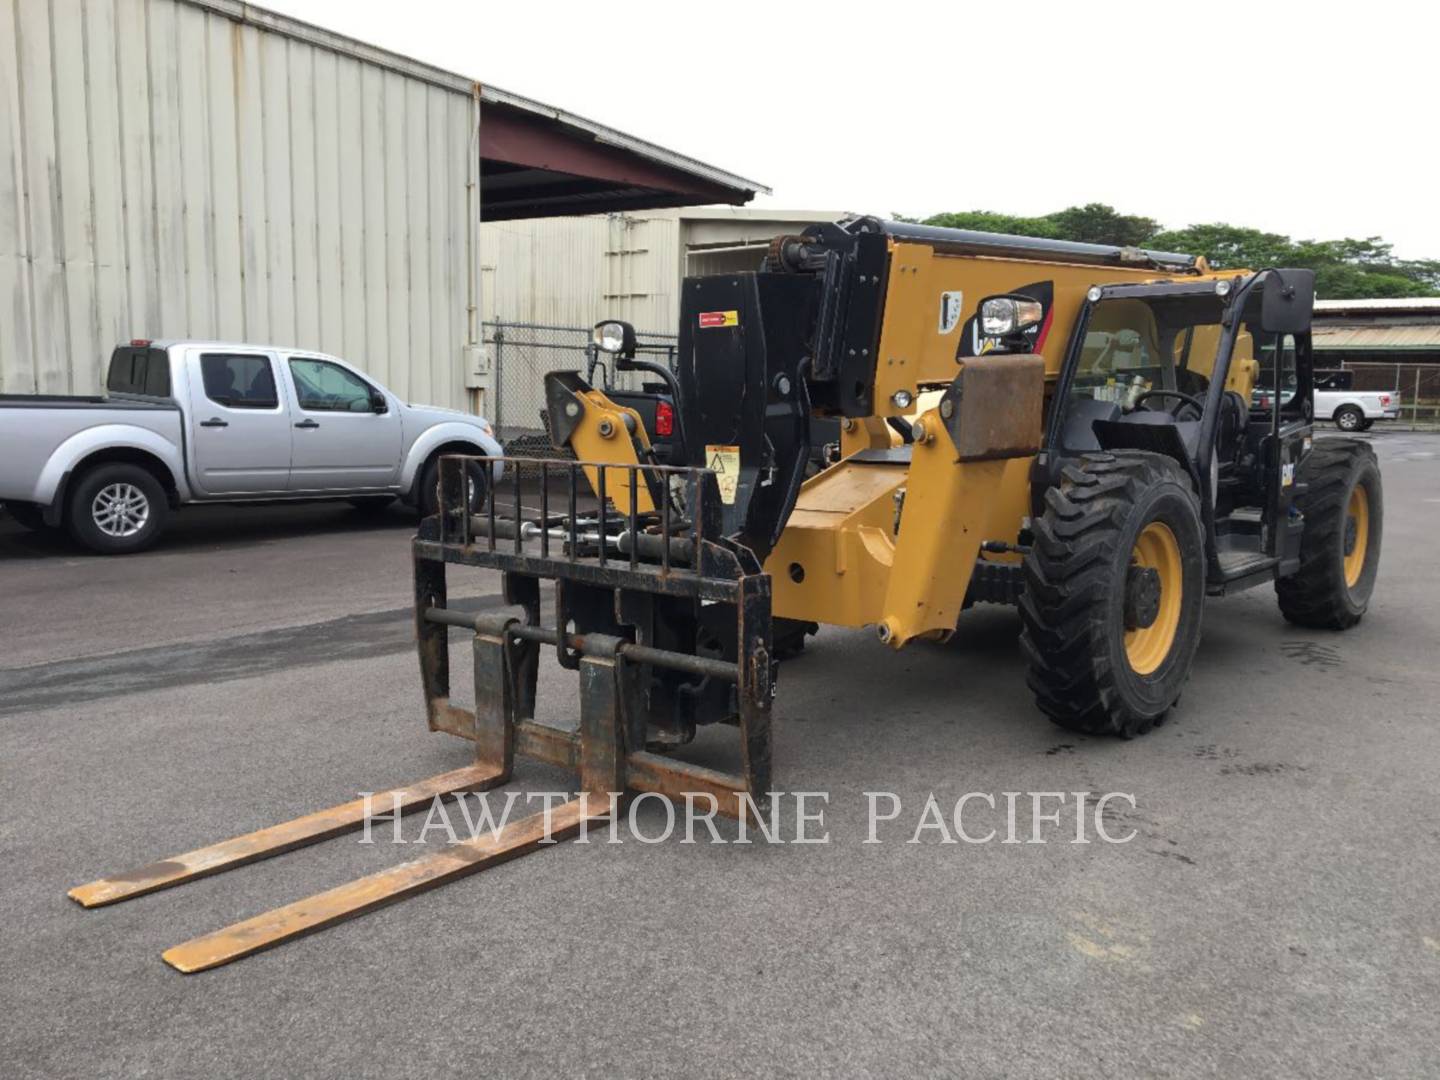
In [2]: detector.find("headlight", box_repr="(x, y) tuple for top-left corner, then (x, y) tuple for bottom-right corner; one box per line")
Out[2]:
(980, 297), (1044, 337)
(592, 319), (636, 356)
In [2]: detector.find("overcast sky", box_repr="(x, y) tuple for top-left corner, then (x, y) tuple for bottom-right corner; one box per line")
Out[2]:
(267, 0), (1438, 258)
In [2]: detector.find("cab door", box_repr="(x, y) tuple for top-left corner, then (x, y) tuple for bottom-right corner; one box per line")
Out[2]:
(282, 355), (403, 492)
(184, 349), (293, 495)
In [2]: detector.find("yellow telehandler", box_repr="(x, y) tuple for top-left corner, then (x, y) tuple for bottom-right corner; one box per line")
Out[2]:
(71, 218), (1381, 970)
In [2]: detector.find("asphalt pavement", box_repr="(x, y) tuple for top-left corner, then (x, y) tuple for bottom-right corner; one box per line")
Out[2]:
(2, 433), (1438, 1078)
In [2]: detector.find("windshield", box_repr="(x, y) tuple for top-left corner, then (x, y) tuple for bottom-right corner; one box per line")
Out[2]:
(1055, 291), (1229, 454)
(1066, 294), (1227, 412)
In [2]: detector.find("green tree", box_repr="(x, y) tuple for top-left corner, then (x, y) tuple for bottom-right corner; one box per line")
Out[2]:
(1043, 203), (1160, 247)
(922, 209), (1061, 239)
(916, 204), (1440, 300)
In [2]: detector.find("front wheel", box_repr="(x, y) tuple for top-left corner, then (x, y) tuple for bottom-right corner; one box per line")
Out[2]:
(1275, 439), (1381, 629)
(66, 464), (169, 554)
(417, 455), (490, 519)
(1020, 451), (1205, 738)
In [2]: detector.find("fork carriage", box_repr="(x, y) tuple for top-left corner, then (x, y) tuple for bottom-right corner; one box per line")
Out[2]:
(415, 453), (775, 815)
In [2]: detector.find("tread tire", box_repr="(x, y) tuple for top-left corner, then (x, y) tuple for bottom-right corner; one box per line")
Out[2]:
(1275, 439), (1381, 629)
(1020, 451), (1205, 738)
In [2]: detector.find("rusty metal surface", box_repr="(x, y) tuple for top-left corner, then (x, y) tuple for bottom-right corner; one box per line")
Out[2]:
(161, 800), (601, 974)
(941, 354), (1046, 461)
(67, 764), (503, 909)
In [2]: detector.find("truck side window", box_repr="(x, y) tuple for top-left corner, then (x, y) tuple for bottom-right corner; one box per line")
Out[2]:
(289, 358), (375, 413)
(200, 353), (278, 409)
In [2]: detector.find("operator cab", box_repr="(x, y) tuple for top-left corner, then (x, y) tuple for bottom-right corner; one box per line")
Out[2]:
(1043, 270), (1317, 592)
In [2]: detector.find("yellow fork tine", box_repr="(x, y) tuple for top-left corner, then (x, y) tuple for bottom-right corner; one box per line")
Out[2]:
(162, 799), (596, 973)
(68, 764), (503, 908)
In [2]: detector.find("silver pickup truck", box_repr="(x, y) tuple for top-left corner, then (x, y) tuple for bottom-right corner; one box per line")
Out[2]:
(0, 340), (503, 554)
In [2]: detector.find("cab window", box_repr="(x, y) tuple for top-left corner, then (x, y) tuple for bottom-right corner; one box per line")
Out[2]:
(289, 358), (376, 413)
(200, 353), (278, 409)
(1057, 292), (1225, 453)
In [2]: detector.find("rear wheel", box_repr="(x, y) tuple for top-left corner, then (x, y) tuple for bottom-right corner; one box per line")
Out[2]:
(1275, 439), (1381, 629)
(1334, 405), (1363, 432)
(66, 464), (169, 554)
(1020, 451), (1205, 738)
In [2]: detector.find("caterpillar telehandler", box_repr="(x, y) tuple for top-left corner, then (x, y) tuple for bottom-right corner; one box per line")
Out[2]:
(71, 218), (1382, 971)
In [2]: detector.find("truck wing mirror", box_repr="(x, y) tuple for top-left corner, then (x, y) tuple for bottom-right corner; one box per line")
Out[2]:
(1259, 269), (1315, 335)
(370, 391), (389, 414)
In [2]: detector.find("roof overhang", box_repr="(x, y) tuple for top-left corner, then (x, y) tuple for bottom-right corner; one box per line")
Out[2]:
(479, 95), (767, 220)
(181, 1), (769, 221)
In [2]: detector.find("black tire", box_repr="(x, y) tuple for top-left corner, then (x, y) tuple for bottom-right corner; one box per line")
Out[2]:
(1020, 451), (1205, 738)
(1275, 439), (1381, 629)
(5, 503), (51, 532)
(417, 454), (490, 519)
(1334, 405), (1363, 432)
(1358, 419), (1374, 432)
(65, 463), (169, 555)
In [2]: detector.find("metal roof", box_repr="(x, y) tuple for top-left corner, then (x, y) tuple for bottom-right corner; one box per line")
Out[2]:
(1312, 325), (1440, 351)
(184, 0), (768, 214)
(1314, 298), (1440, 313)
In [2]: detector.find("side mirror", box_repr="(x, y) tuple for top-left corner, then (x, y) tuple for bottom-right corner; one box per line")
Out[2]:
(370, 391), (389, 414)
(1259, 269), (1315, 334)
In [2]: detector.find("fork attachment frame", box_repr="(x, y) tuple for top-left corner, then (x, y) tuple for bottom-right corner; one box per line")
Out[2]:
(415, 454), (775, 816)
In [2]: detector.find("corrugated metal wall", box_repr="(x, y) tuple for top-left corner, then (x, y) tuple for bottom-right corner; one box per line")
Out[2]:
(480, 210), (843, 336)
(482, 213), (682, 335)
(0, 0), (478, 409)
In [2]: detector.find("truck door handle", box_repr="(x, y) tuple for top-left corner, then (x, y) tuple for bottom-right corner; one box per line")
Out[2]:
(199, 418), (229, 428)
(295, 418), (320, 429)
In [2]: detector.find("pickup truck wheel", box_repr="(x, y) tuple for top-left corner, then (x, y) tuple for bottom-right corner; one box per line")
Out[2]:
(5, 503), (51, 532)
(1334, 405), (1363, 432)
(418, 456), (489, 519)
(66, 464), (168, 555)
(1358, 418), (1374, 431)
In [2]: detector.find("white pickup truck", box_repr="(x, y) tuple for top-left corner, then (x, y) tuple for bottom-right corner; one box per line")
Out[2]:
(0, 340), (503, 554)
(1254, 371), (1401, 432)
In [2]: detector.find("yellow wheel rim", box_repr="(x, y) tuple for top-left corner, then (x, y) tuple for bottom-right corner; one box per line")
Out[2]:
(1124, 521), (1183, 676)
(1343, 483), (1370, 589)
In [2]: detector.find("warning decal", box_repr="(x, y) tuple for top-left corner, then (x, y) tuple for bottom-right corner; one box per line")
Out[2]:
(698, 310), (739, 329)
(705, 444), (741, 505)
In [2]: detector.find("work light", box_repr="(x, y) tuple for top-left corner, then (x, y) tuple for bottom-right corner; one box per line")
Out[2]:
(980, 297), (1044, 337)
(592, 319), (637, 357)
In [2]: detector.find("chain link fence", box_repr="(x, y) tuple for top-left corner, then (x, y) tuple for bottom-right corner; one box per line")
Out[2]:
(1328, 360), (1440, 428)
(483, 321), (678, 453)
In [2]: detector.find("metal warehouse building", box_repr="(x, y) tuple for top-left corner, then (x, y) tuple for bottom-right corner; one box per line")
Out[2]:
(479, 208), (843, 433)
(0, 0), (764, 412)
